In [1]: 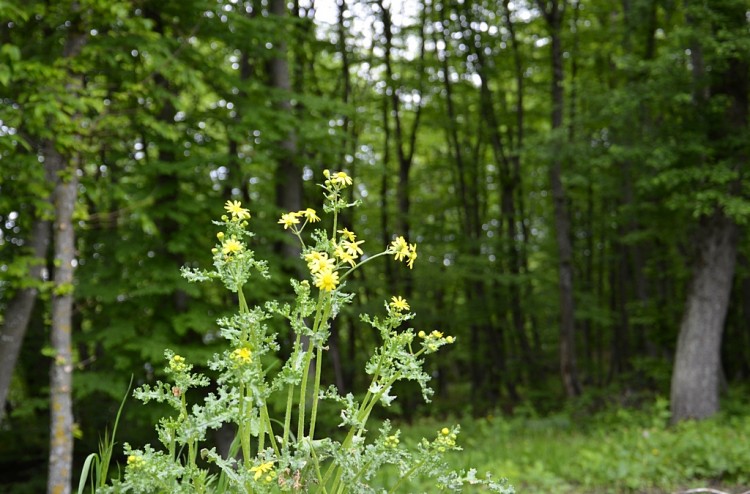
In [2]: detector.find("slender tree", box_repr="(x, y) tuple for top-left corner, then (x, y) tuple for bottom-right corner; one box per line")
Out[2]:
(537, 0), (582, 397)
(47, 144), (79, 494)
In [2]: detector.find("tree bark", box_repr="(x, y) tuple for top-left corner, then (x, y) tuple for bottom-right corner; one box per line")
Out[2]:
(670, 0), (747, 423)
(670, 217), (738, 422)
(47, 144), (78, 494)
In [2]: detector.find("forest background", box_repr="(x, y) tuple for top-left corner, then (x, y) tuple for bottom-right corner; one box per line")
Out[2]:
(1, 0), (749, 492)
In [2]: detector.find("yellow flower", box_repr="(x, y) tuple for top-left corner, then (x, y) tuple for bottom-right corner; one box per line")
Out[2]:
(127, 455), (145, 468)
(301, 208), (321, 222)
(335, 245), (357, 267)
(418, 330), (426, 338)
(338, 228), (357, 242)
(431, 330), (444, 338)
(250, 461), (275, 481)
(304, 251), (325, 263)
(231, 347), (252, 364)
(441, 427), (450, 436)
(169, 355), (187, 372)
(314, 269), (340, 291)
(222, 238), (243, 256)
(446, 336), (455, 344)
(224, 200), (251, 220)
(407, 243), (417, 269)
(329, 171), (353, 187)
(385, 435), (400, 448)
(307, 253), (336, 274)
(278, 212), (301, 230)
(390, 236), (409, 261)
(390, 296), (410, 312)
(342, 239), (365, 257)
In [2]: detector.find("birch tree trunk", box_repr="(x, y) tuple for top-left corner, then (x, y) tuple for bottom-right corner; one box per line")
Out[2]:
(47, 144), (78, 494)
(46, 11), (87, 492)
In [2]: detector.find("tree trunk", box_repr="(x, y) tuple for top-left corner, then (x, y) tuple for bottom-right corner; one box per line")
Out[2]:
(538, 0), (582, 397)
(47, 145), (78, 494)
(0, 211), (53, 424)
(670, 218), (738, 422)
(670, 0), (747, 423)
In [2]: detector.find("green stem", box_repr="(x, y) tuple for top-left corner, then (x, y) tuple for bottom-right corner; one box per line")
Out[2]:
(357, 373), (402, 436)
(309, 440), (327, 492)
(188, 440), (195, 470)
(387, 458), (426, 494)
(307, 298), (332, 443)
(237, 287), (249, 314)
(332, 192), (339, 239)
(238, 383), (251, 468)
(321, 348), (389, 489)
(339, 251), (390, 282)
(261, 403), (280, 458)
(283, 332), (303, 449)
(297, 291), (327, 442)
(296, 343), (315, 442)
(307, 343), (324, 441)
(329, 470), (343, 494)
(348, 458), (375, 488)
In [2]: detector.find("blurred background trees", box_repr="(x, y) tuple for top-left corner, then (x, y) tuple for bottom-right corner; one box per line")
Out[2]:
(1, 0), (748, 491)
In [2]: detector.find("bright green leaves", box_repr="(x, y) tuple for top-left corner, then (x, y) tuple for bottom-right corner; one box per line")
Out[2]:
(0, 43), (21, 86)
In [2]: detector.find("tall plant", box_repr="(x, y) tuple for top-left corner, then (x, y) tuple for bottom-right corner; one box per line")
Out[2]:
(93, 171), (511, 493)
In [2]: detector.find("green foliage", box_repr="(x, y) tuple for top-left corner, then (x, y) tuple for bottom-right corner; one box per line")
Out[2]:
(415, 397), (750, 493)
(78, 377), (132, 494)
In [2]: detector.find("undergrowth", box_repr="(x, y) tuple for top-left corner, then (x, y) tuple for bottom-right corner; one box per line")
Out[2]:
(379, 394), (750, 493)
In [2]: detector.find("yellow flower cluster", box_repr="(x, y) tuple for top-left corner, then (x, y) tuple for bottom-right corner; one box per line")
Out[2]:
(434, 427), (458, 453)
(334, 228), (365, 267)
(224, 200), (251, 220)
(278, 208), (321, 230)
(323, 169), (353, 188)
(127, 454), (145, 469)
(304, 251), (340, 291)
(231, 347), (252, 365)
(250, 460), (277, 483)
(417, 330), (455, 352)
(384, 434), (400, 448)
(389, 236), (418, 269)
(169, 354), (188, 372)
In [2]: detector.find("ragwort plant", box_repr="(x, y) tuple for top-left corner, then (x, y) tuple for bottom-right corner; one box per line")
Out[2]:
(93, 171), (513, 493)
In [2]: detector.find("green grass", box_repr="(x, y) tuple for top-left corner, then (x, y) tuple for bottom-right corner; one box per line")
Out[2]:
(375, 397), (750, 493)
